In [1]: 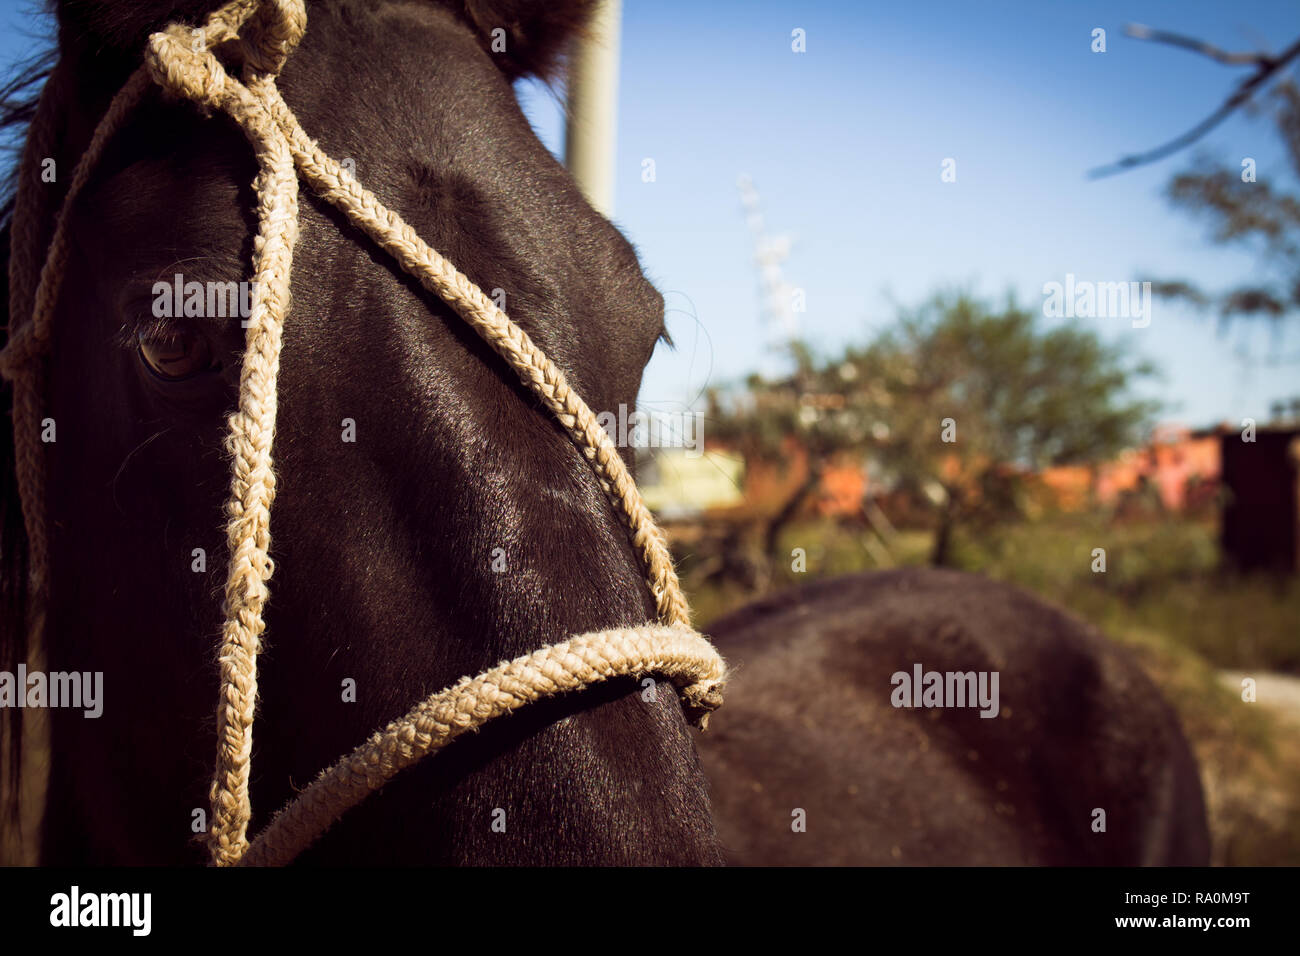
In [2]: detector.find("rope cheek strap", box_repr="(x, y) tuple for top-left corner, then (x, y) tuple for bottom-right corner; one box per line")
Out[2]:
(0, 0), (725, 868)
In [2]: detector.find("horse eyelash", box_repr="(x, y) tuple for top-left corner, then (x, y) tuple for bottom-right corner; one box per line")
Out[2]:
(112, 315), (208, 351)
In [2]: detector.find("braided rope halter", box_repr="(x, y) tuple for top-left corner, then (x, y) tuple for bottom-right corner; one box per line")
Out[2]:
(0, 0), (725, 867)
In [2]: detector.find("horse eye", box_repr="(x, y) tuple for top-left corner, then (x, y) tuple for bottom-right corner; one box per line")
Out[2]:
(137, 329), (217, 381)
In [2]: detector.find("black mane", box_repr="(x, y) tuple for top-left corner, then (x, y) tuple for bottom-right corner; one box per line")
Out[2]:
(0, 26), (54, 836)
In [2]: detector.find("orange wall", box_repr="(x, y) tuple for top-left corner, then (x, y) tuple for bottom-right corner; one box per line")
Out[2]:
(714, 437), (868, 518)
(1040, 428), (1221, 512)
(713, 425), (1223, 519)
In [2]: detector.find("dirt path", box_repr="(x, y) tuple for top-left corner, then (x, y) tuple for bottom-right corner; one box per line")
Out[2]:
(1217, 670), (1300, 727)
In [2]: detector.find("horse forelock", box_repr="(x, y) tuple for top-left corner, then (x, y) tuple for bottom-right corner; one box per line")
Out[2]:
(57, 0), (598, 80)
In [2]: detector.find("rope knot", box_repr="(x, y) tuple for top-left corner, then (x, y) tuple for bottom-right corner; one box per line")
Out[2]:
(144, 0), (306, 106)
(145, 28), (231, 106)
(239, 0), (307, 75)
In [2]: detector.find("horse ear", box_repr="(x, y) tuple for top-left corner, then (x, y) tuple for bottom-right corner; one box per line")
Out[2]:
(444, 0), (599, 81)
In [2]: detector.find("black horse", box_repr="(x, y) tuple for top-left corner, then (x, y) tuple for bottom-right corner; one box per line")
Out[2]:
(3, 0), (721, 865)
(696, 569), (1211, 865)
(1, 0), (1210, 866)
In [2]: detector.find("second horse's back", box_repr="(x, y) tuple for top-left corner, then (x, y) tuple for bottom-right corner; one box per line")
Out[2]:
(695, 567), (1211, 866)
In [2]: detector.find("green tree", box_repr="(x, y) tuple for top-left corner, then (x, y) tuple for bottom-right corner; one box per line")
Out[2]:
(1085, 25), (1300, 350)
(707, 340), (872, 565)
(709, 294), (1159, 569)
(1146, 79), (1300, 334)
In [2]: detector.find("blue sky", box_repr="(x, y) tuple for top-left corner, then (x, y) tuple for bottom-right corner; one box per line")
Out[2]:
(520, 0), (1300, 430)
(3, 1), (1298, 430)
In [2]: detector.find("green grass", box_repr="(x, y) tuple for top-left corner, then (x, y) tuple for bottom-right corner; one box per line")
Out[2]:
(687, 513), (1300, 673)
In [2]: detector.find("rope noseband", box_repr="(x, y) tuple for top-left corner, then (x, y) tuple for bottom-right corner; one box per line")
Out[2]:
(0, 0), (724, 866)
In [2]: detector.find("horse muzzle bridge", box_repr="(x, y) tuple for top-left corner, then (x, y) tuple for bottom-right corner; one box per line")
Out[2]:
(0, 0), (725, 866)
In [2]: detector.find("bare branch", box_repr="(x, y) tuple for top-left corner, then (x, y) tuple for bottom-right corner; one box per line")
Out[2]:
(1088, 31), (1300, 179)
(1123, 23), (1269, 67)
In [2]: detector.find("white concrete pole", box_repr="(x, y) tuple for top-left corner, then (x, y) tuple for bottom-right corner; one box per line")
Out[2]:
(565, 0), (622, 218)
